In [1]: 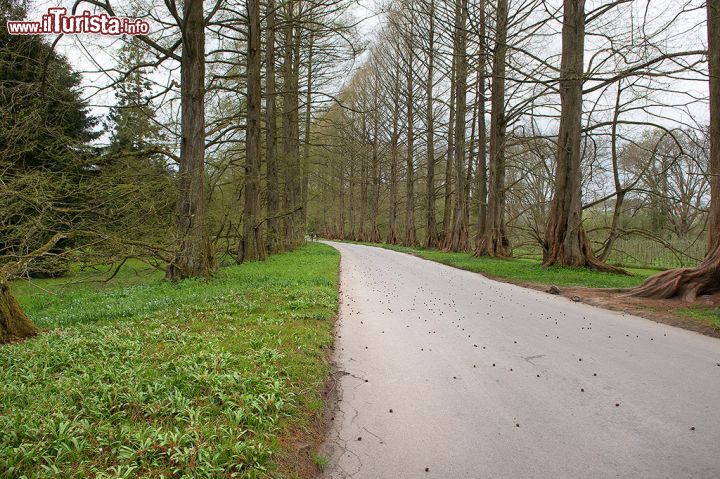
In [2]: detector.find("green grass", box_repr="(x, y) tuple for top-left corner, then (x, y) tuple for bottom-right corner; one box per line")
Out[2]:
(311, 453), (329, 472)
(1, 243), (339, 478)
(676, 306), (720, 330)
(355, 242), (654, 289)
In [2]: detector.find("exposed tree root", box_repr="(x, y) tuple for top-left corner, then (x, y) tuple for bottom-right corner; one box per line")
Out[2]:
(627, 244), (720, 301)
(0, 279), (39, 344)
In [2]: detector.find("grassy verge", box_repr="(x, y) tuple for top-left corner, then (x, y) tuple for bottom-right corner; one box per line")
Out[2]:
(353, 242), (654, 288)
(675, 307), (720, 330)
(346, 241), (720, 332)
(1, 243), (339, 478)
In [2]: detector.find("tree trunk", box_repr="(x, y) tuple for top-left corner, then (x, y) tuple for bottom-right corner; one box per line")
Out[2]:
(541, 0), (624, 273)
(448, 0), (468, 252)
(167, 0), (212, 280)
(359, 127), (368, 241)
(442, 58), (456, 247)
(282, 8), (302, 248)
(265, 0), (281, 253)
(404, 22), (416, 246)
(240, 0), (266, 262)
(598, 83), (624, 262)
(463, 123), (473, 248)
(709, 0), (720, 250)
(475, 0), (487, 247)
(628, 0), (720, 299)
(476, 0), (510, 257)
(0, 278), (39, 344)
(338, 161), (346, 238)
(369, 98), (382, 243)
(348, 158), (356, 239)
(424, 0), (437, 248)
(388, 70), (400, 244)
(302, 31), (315, 230)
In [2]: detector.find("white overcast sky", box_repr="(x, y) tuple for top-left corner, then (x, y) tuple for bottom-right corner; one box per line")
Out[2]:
(22, 0), (710, 142)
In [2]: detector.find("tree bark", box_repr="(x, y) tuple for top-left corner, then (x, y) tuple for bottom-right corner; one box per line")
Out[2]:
(707, 0), (720, 251)
(0, 278), (39, 344)
(282, 7), (302, 248)
(542, 0), (624, 273)
(442, 57), (456, 247)
(424, 0), (437, 248)
(476, 0), (510, 257)
(265, 0), (281, 253)
(388, 70), (401, 244)
(348, 157), (356, 239)
(369, 94), (382, 243)
(337, 160), (346, 238)
(359, 116), (368, 241)
(167, 0), (212, 280)
(302, 31), (315, 230)
(240, 0), (265, 262)
(404, 18), (416, 246)
(475, 0), (487, 247)
(448, 0), (468, 252)
(627, 0), (720, 299)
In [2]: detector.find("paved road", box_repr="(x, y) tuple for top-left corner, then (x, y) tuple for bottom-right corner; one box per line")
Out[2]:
(319, 242), (720, 479)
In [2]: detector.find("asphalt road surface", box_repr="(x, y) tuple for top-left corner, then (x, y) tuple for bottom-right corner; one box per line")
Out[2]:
(319, 242), (720, 479)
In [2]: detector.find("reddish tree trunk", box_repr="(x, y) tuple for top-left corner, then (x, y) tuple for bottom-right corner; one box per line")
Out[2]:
(476, 0), (510, 258)
(708, 0), (720, 250)
(542, 0), (625, 274)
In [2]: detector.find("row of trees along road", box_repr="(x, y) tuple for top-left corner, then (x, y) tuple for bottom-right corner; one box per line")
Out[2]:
(1, 0), (719, 343)
(0, 0), (359, 342)
(309, 0), (720, 298)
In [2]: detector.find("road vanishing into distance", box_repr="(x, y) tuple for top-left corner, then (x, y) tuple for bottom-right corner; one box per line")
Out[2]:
(319, 242), (720, 479)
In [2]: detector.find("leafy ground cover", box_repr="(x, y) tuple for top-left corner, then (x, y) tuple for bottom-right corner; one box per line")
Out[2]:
(1, 243), (339, 478)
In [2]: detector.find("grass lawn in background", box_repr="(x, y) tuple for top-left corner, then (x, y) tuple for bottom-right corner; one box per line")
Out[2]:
(1, 243), (339, 479)
(357, 242), (653, 288)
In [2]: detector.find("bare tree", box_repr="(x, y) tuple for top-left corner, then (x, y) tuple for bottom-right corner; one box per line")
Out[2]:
(476, 0), (510, 257)
(166, 0), (214, 279)
(239, 0), (265, 262)
(403, 2), (417, 246)
(542, 0), (624, 272)
(424, 0), (438, 248)
(265, 0), (281, 253)
(448, 0), (469, 251)
(628, 0), (720, 300)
